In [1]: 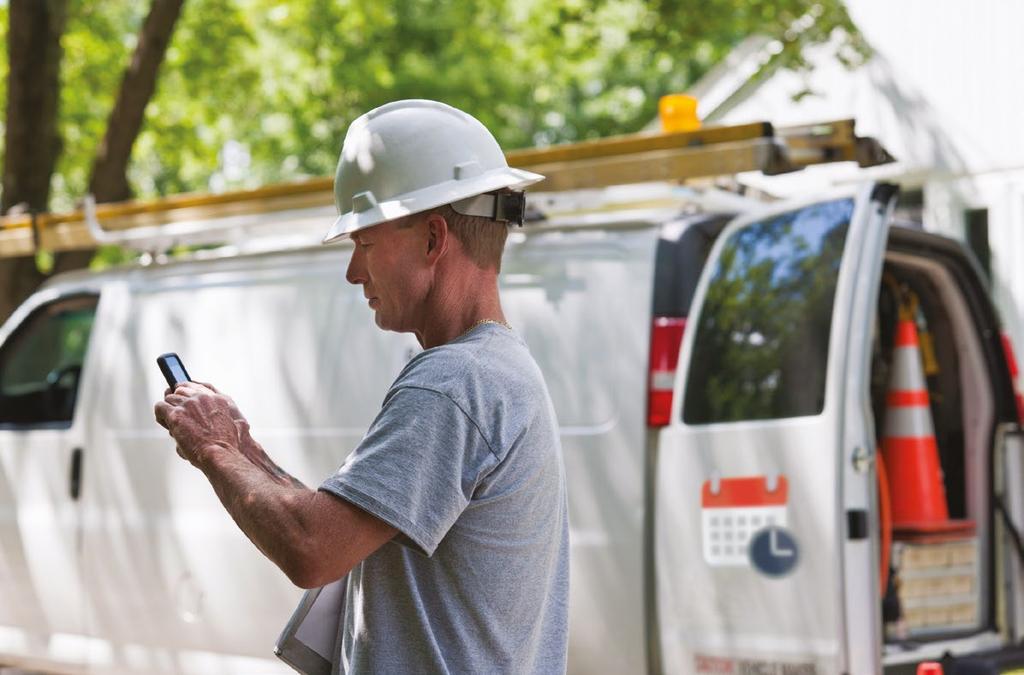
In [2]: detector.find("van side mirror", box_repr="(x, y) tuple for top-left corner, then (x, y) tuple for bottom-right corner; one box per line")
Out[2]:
(45, 364), (83, 422)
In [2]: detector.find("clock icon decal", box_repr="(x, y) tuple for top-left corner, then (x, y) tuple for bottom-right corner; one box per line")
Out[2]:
(749, 526), (800, 578)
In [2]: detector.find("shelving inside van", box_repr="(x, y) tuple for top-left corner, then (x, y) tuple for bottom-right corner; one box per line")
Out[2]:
(872, 229), (1010, 649)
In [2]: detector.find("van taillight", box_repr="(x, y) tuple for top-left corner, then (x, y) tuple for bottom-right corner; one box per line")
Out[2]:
(647, 317), (687, 427)
(1001, 332), (1024, 423)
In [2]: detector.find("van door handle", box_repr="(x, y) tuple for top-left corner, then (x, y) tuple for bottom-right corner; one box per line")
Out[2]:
(851, 445), (873, 473)
(69, 447), (83, 500)
(847, 509), (869, 540)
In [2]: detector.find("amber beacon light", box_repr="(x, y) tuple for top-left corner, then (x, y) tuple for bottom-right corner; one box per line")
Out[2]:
(658, 94), (701, 132)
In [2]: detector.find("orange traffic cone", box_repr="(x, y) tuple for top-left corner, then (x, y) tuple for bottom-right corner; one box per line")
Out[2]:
(881, 318), (972, 538)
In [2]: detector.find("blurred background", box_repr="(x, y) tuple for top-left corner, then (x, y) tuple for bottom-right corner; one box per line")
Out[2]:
(0, 0), (1022, 346)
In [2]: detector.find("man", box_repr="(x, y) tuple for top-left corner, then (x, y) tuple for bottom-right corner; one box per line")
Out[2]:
(154, 99), (570, 674)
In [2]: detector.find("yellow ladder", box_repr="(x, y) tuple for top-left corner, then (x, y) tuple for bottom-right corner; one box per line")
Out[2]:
(0, 118), (892, 258)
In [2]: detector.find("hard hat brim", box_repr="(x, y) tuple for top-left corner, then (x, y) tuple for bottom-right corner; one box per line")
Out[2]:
(321, 166), (544, 244)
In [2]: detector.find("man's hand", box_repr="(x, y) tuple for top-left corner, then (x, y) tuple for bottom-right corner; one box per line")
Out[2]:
(155, 381), (305, 488)
(154, 381), (243, 468)
(153, 382), (394, 588)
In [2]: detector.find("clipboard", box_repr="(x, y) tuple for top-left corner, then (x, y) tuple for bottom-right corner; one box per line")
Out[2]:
(275, 577), (347, 675)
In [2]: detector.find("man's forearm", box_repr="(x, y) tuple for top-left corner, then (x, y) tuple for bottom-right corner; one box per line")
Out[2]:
(238, 431), (307, 489)
(156, 383), (396, 588)
(195, 443), (317, 583)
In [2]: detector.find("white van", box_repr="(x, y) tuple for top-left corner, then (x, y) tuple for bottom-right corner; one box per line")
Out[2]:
(655, 183), (1024, 675)
(0, 180), (1021, 675)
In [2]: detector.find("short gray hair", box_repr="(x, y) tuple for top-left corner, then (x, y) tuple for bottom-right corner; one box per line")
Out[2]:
(432, 204), (508, 271)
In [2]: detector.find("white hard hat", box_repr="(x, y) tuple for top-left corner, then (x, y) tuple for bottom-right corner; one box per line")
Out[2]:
(322, 99), (544, 244)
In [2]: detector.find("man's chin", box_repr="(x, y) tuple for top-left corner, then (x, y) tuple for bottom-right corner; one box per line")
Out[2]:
(373, 312), (398, 332)
(373, 313), (415, 335)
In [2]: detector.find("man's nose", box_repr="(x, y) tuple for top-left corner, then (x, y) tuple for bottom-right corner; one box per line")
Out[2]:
(346, 247), (366, 286)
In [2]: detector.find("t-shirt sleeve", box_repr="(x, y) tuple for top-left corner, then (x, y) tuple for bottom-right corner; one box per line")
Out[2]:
(319, 386), (499, 557)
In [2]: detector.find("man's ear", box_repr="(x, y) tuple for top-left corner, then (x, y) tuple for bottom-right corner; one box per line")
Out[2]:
(423, 212), (449, 263)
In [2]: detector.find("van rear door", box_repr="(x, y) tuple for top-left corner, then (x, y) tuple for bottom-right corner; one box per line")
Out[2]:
(654, 184), (895, 674)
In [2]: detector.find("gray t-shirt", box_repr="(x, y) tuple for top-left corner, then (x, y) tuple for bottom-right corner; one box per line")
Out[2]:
(320, 323), (569, 674)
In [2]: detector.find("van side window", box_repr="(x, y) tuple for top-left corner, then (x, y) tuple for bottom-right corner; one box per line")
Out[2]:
(683, 199), (854, 424)
(0, 294), (99, 427)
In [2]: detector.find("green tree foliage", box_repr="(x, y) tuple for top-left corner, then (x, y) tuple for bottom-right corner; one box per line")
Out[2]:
(2, 0), (865, 213)
(55, 3), (144, 205)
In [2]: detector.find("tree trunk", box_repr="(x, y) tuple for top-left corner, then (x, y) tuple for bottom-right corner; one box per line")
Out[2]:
(0, 0), (187, 325)
(0, 0), (68, 325)
(2, 0), (67, 213)
(88, 0), (186, 203)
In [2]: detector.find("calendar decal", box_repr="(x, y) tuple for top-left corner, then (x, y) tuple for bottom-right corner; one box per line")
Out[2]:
(701, 475), (789, 567)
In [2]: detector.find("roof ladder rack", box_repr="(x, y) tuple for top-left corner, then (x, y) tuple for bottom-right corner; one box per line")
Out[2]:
(0, 117), (893, 260)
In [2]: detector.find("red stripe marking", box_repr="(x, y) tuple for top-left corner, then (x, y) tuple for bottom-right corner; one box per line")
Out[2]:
(895, 320), (919, 347)
(702, 475), (788, 508)
(887, 390), (930, 407)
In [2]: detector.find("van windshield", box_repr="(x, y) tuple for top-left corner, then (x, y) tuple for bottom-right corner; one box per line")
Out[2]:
(683, 198), (854, 424)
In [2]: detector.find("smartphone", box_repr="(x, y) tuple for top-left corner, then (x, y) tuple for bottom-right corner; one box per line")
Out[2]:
(157, 352), (191, 388)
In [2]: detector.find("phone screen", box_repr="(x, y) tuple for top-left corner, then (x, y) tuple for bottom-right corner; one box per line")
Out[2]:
(158, 352), (191, 387)
(166, 357), (188, 385)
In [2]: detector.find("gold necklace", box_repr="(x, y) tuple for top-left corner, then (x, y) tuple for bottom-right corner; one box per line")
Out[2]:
(471, 318), (511, 330)
(457, 318), (511, 340)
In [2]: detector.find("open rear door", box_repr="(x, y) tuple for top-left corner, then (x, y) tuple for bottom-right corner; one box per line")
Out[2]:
(654, 183), (895, 674)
